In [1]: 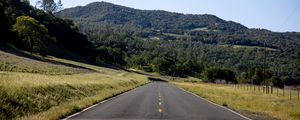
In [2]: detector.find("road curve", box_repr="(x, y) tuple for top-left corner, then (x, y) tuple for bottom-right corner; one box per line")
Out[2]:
(66, 82), (248, 120)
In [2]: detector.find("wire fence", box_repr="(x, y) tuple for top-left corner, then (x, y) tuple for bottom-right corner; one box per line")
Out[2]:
(231, 84), (300, 101)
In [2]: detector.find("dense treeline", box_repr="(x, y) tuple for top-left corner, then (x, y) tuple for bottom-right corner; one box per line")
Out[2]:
(57, 2), (300, 86)
(0, 0), (92, 59)
(82, 24), (299, 86)
(57, 2), (300, 58)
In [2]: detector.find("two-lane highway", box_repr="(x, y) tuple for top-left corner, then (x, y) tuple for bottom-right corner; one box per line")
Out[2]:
(67, 82), (249, 120)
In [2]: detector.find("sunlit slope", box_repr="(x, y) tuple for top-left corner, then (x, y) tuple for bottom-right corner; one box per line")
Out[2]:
(0, 50), (149, 120)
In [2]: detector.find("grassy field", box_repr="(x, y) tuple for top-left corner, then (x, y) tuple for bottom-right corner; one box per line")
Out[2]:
(0, 50), (149, 120)
(175, 82), (300, 120)
(232, 45), (277, 51)
(217, 44), (277, 51)
(0, 50), (91, 75)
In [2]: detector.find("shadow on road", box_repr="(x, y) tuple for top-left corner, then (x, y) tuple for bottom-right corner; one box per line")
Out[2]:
(148, 77), (168, 82)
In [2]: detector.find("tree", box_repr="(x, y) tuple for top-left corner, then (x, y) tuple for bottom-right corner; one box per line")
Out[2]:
(268, 76), (284, 88)
(21, 0), (30, 6)
(56, 0), (63, 12)
(0, 0), (9, 44)
(151, 57), (173, 75)
(37, 0), (62, 13)
(12, 16), (54, 55)
(202, 67), (237, 83)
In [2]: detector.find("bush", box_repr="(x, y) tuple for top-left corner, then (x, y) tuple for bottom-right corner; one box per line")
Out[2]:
(202, 67), (237, 83)
(268, 76), (284, 88)
(239, 68), (274, 85)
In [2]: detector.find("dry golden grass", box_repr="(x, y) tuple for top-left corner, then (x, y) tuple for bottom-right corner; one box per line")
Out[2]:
(0, 50), (149, 120)
(175, 82), (300, 120)
(232, 45), (277, 51)
(0, 71), (148, 120)
(0, 51), (90, 75)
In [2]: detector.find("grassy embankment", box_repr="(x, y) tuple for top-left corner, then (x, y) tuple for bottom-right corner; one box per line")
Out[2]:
(0, 50), (149, 120)
(175, 82), (300, 120)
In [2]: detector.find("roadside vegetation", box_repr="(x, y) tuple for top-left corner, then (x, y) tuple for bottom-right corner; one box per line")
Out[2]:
(0, 50), (90, 75)
(0, 1), (150, 119)
(175, 82), (300, 120)
(0, 49), (149, 120)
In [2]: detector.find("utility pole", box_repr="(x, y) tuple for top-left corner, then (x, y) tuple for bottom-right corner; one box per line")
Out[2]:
(263, 39), (267, 94)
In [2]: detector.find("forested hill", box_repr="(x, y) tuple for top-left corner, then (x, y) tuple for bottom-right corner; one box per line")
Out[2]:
(0, 0), (93, 59)
(57, 2), (248, 33)
(57, 2), (300, 54)
(56, 2), (300, 86)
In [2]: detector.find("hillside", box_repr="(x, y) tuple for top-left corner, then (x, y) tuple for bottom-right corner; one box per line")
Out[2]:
(0, 1), (151, 119)
(57, 2), (300, 50)
(1, 0), (93, 58)
(57, 2), (300, 85)
(0, 1), (299, 120)
(57, 2), (247, 33)
(0, 47), (149, 120)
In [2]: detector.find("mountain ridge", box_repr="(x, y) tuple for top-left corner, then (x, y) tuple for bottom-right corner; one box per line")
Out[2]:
(56, 1), (300, 85)
(57, 2), (300, 51)
(57, 1), (248, 33)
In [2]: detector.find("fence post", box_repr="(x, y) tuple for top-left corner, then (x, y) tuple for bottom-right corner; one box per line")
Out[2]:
(277, 87), (279, 96)
(290, 88), (292, 100)
(297, 89), (300, 101)
(271, 86), (273, 94)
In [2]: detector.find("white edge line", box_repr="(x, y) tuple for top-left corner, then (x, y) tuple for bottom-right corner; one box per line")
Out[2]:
(176, 85), (252, 120)
(62, 101), (102, 120)
(62, 82), (152, 120)
(61, 87), (139, 120)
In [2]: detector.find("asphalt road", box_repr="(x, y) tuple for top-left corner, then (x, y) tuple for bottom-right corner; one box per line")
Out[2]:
(67, 82), (249, 120)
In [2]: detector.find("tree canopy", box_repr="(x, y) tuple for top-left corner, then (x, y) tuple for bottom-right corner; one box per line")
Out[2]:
(202, 67), (237, 83)
(37, 0), (62, 13)
(12, 15), (54, 55)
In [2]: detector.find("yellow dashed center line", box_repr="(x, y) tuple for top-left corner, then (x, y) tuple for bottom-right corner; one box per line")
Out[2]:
(158, 108), (163, 113)
(157, 85), (163, 113)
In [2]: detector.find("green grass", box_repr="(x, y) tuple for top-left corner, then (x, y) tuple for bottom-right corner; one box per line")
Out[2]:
(175, 82), (300, 120)
(0, 50), (149, 120)
(163, 33), (185, 38)
(191, 27), (220, 32)
(0, 50), (91, 75)
(232, 45), (277, 51)
(218, 44), (278, 51)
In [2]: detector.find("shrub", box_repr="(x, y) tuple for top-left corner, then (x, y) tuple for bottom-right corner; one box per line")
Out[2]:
(202, 67), (237, 84)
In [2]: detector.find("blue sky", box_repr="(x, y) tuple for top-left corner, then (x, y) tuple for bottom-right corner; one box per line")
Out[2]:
(30, 0), (300, 32)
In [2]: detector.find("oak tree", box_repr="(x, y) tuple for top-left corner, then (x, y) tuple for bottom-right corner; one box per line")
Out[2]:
(12, 16), (54, 55)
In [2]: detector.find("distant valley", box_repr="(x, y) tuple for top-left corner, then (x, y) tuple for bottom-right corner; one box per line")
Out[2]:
(57, 2), (300, 85)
